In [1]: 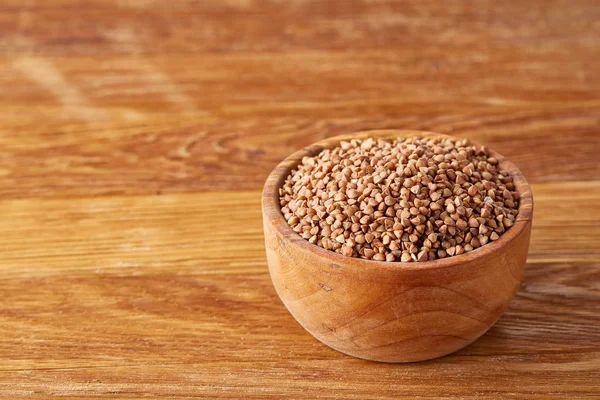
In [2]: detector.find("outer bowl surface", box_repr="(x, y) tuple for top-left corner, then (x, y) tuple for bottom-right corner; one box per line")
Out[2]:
(262, 130), (533, 362)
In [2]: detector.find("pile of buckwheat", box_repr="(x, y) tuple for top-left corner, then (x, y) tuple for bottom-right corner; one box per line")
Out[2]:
(279, 136), (519, 262)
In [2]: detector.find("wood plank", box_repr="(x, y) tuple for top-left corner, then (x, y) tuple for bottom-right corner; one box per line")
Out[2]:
(0, 0), (598, 198)
(1, 0), (599, 55)
(0, 185), (598, 398)
(0, 183), (598, 279)
(0, 51), (600, 198)
(0, 117), (598, 197)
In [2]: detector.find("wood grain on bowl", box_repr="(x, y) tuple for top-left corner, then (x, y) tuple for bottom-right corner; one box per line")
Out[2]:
(262, 130), (533, 362)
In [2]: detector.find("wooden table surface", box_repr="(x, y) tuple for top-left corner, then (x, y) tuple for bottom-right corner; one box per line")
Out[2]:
(1, 1), (599, 398)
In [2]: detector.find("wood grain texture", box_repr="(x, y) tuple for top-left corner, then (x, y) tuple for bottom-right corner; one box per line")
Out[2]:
(0, 0), (599, 398)
(0, 185), (598, 398)
(0, 105), (598, 198)
(0, 1), (599, 198)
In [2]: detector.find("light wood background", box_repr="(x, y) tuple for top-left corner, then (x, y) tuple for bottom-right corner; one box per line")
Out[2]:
(1, 1), (599, 398)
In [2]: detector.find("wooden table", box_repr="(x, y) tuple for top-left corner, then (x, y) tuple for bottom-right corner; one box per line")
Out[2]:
(1, 1), (599, 398)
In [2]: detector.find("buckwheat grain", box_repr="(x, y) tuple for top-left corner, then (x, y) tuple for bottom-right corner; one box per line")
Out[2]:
(279, 137), (519, 262)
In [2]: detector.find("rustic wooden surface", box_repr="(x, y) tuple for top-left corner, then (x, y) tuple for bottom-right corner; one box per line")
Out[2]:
(0, 0), (599, 398)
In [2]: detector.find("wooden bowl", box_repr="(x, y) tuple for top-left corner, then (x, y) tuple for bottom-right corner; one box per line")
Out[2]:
(262, 130), (533, 362)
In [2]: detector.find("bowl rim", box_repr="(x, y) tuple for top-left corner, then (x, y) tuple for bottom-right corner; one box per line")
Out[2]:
(262, 129), (534, 271)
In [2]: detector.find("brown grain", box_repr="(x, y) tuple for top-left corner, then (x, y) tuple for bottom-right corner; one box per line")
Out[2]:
(280, 137), (519, 262)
